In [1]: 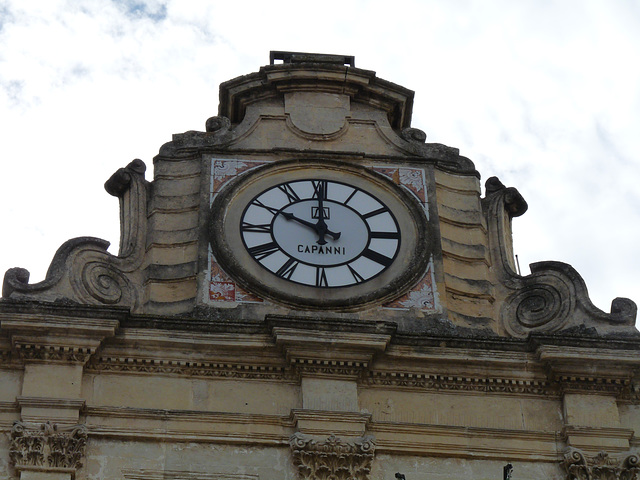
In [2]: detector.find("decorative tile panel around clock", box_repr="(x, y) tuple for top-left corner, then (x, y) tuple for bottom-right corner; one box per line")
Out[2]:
(209, 257), (263, 303)
(211, 158), (267, 196)
(208, 158), (267, 304)
(373, 166), (438, 312)
(383, 260), (437, 310)
(373, 167), (428, 207)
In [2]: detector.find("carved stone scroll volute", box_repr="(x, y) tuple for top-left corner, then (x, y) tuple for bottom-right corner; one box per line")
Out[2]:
(289, 433), (376, 480)
(482, 176), (637, 337)
(2, 159), (148, 311)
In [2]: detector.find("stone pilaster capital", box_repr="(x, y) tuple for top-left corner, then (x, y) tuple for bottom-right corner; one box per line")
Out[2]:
(9, 421), (88, 477)
(563, 447), (640, 480)
(289, 432), (376, 480)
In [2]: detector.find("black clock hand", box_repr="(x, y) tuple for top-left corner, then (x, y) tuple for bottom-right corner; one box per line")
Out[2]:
(315, 181), (330, 245)
(281, 211), (341, 241)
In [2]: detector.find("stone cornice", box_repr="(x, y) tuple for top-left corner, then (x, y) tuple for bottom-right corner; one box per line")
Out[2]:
(538, 345), (640, 366)
(0, 312), (121, 337)
(270, 317), (393, 379)
(4, 300), (639, 350)
(539, 345), (640, 395)
(86, 355), (288, 380)
(1, 312), (119, 365)
(219, 61), (414, 129)
(3, 304), (640, 398)
(367, 370), (556, 397)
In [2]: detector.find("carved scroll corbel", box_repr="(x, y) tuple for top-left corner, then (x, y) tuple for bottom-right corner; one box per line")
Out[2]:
(2, 160), (148, 311)
(483, 177), (637, 337)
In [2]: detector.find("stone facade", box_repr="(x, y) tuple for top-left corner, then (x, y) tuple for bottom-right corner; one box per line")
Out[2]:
(1, 52), (638, 480)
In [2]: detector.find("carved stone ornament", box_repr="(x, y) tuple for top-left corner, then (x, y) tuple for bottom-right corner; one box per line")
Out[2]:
(9, 421), (88, 474)
(289, 432), (375, 480)
(14, 343), (95, 364)
(400, 127), (427, 143)
(563, 447), (640, 480)
(3, 159), (147, 311)
(482, 176), (638, 337)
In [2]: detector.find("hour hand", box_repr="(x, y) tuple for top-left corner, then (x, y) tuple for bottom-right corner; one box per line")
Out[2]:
(281, 211), (341, 241)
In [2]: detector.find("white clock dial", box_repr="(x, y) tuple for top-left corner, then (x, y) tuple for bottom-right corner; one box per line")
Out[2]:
(240, 180), (400, 287)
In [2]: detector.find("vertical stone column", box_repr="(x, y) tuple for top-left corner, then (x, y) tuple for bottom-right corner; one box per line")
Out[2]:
(562, 393), (630, 452)
(3, 311), (119, 479)
(270, 318), (392, 480)
(538, 345), (637, 455)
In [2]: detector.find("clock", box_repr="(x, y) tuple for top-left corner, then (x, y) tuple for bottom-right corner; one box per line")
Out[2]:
(241, 177), (400, 287)
(209, 160), (432, 310)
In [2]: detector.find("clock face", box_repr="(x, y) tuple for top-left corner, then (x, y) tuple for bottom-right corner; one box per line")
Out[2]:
(240, 179), (400, 287)
(209, 160), (432, 310)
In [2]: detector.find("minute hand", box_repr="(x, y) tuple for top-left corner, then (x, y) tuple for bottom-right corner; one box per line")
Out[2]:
(281, 212), (341, 241)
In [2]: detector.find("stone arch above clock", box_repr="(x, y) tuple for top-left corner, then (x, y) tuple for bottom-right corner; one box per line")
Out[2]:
(3, 51), (635, 337)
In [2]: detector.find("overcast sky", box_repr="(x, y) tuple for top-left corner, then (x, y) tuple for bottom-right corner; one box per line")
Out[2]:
(1, 0), (638, 313)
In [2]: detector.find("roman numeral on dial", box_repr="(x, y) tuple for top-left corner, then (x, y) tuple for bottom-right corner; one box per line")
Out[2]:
(241, 222), (271, 233)
(370, 231), (400, 239)
(315, 267), (328, 287)
(312, 180), (328, 199)
(363, 207), (389, 219)
(361, 248), (394, 267)
(275, 258), (299, 279)
(347, 265), (365, 283)
(252, 199), (280, 215)
(248, 242), (280, 260)
(277, 184), (300, 203)
(342, 188), (358, 205)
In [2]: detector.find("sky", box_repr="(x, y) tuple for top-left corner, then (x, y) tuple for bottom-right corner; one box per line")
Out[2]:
(0, 0), (638, 314)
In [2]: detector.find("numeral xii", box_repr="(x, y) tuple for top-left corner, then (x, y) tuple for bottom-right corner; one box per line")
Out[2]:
(312, 180), (328, 199)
